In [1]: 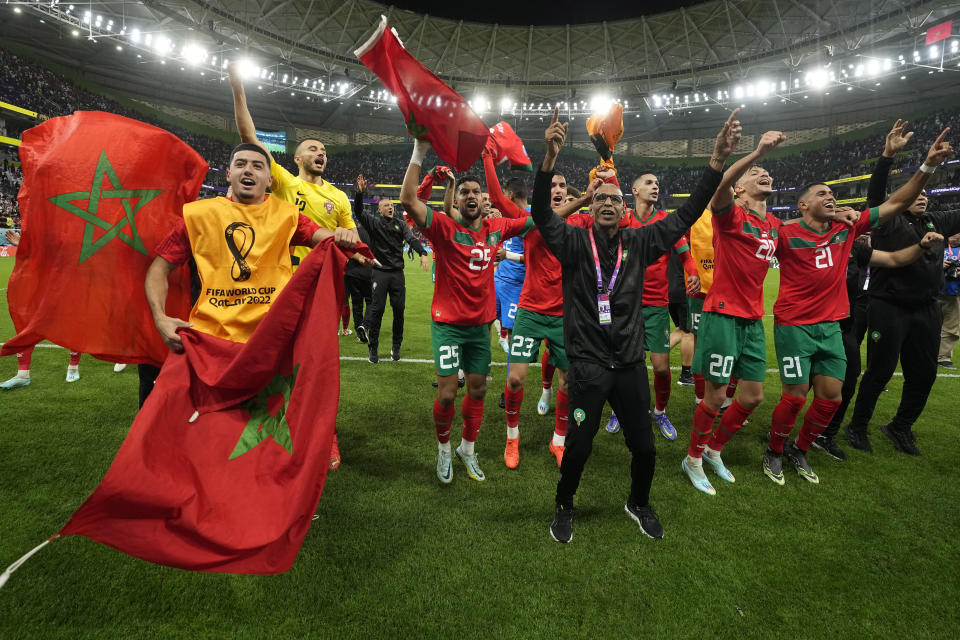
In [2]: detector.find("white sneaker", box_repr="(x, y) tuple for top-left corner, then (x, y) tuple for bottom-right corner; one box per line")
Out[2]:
(498, 336), (510, 354)
(113, 363), (127, 373)
(537, 388), (552, 416)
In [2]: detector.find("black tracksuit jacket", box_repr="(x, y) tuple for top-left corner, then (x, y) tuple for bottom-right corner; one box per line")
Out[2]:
(531, 166), (723, 368)
(352, 191), (427, 271)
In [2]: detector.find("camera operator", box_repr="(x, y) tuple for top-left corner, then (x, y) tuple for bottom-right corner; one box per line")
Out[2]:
(939, 233), (960, 369)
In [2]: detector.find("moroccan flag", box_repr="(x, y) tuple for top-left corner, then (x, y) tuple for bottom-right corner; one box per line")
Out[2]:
(355, 16), (489, 172)
(925, 20), (952, 45)
(58, 239), (347, 574)
(0, 111), (207, 365)
(486, 121), (533, 172)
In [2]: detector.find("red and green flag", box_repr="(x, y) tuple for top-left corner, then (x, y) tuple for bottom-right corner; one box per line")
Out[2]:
(486, 121), (533, 172)
(355, 16), (489, 172)
(0, 111), (207, 365)
(58, 239), (347, 574)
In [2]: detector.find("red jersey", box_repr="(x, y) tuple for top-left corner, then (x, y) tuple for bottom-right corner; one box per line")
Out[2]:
(420, 209), (533, 325)
(518, 212), (595, 316)
(704, 202), (781, 320)
(624, 208), (693, 307)
(774, 208), (878, 325)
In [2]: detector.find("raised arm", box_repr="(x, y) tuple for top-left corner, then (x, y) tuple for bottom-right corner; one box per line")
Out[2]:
(145, 257), (192, 353)
(555, 178), (602, 218)
(400, 140), (432, 227)
(868, 119), (913, 207)
(227, 63), (273, 161)
(533, 108), (581, 262)
(870, 231), (944, 267)
(482, 152), (524, 219)
(442, 169), (457, 217)
(708, 110), (783, 212)
(876, 128), (954, 222)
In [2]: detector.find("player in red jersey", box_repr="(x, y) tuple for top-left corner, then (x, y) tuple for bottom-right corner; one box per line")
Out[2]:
(763, 130), (954, 484)
(400, 139), (533, 485)
(682, 130), (789, 495)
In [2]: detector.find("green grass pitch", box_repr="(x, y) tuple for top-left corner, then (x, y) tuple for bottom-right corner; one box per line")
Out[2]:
(0, 256), (958, 639)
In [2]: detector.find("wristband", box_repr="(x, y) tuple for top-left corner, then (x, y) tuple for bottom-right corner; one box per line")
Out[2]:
(919, 163), (936, 175)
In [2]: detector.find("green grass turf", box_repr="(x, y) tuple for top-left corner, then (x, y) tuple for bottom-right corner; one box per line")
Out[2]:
(0, 255), (958, 639)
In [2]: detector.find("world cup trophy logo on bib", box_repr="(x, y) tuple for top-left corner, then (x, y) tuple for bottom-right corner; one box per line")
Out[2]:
(225, 221), (256, 282)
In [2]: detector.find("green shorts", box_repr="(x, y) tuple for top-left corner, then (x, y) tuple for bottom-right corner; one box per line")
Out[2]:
(692, 311), (767, 383)
(642, 306), (671, 354)
(688, 296), (705, 335)
(431, 321), (491, 377)
(774, 322), (846, 384)
(510, 308), (569, 370)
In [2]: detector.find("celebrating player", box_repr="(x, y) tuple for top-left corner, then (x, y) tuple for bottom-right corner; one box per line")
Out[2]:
(764, 130), (951, 484)
(683, 129), (787, 496)
(400, 139), (533, 485)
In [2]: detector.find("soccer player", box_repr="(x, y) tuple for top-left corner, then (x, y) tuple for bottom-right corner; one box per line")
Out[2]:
(229, 64), (358, 468)
(539, 108), (740, 543)
(353, 175), (430, 363)
(400, 139), (533, 485)
(682, 130), (788, 496)
(763, 136), (951, 484)
(844, 129), (958, 455)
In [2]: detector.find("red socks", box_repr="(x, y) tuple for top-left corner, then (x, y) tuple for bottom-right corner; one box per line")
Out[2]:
(461, 395), (485, 443)
(69, 351), (81, 367)
(693, 373), (705, 401)
(653, 370), (671, 412)
(17, 346), (34, 370)
(768, 393), (807, 453)
(796, 398), (841, 452)
(688, 402), (718, 458)
(340, 303), (350, 331)
(433, 399), (455, 444)
(707, 399), (753, 452)
(726, 377), (739, 399)
(555, 389), (569, 437)
(504, 384), (524, 429)
(541, 352), (556, 390)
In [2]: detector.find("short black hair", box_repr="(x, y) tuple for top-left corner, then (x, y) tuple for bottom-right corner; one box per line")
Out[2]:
(458, 175), (482, 192)
(566, 185), (581, 198)
(294, 138), (324, 153)
(797, 182), (828, 202)
(504, 177), (528, 202)
(632, 171), (657, 188)
(230, 143), (270, 165)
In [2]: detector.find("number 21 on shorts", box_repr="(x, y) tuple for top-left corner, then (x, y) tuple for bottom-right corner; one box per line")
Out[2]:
(782, 355), (803, 379)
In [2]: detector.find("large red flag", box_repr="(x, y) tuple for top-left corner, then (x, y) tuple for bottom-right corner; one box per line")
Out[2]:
(58, 239), (346, 574)
(486, 121), (533, 172)
(925, 20), (953, 45)
(355, 16), (489, 172)
(1, 111), (207, 365)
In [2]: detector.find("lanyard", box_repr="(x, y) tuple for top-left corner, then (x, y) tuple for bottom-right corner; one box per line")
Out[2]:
(588, 226), (623, 293)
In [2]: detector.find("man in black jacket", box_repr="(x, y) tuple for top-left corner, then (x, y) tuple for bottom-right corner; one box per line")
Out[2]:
(354, 174), (431, 363)
(534, 108), (741, 543)
(845, 126), (957, 455)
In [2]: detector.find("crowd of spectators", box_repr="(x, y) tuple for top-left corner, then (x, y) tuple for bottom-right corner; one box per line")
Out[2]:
(1, 157), (23, 229)
(1, 45), (959, 223)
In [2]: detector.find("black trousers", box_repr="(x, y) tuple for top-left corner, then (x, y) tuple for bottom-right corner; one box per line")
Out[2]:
(363, 269), (406, 350)
(824, 299), (870, 439)
(849, 297), (941, 433)
(137, 364), (161, 408)
(344, 273), (372, 331)
(556, 361), (656, 508)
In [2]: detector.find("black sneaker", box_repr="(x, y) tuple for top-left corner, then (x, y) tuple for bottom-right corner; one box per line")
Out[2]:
(457, 375), (465, 388)
(625, 502), (664, 539)
(368, 346), (379, 364)
(880, 423), (921, 456)
(356, 325), (368, 344)
(844, 423), (873, 453)
(391, 346), (401, 362)
(677, 371), (695, 386)
(939, 360), (957, 370)
(550, 504), (575, 543)
(499, 392), (505, 409)
(432, 380), (439, 388)
(784, 441), (820, 484)
(762, 447), (785, 485)
(811, 435), (847, 461)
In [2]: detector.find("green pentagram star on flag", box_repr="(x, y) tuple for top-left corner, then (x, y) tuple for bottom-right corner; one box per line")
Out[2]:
(229, 364), (301, 460)
(47, 150), (164, 264)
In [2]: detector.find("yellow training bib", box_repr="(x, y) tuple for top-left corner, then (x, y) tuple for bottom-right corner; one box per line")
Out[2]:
(184, 195), (298, 343)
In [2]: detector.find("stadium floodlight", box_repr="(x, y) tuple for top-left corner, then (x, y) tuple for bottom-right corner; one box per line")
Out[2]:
(806, 68), (829, 89)
(83, 10), (91, 23)
(182, 44), (208, 66)
(130, 28), (141, 43)
(733, 86), (744, 99)
(589, 94), (612, 114)
(883, 59), (892, 71)
(153, 36), (173, 56)
(952, 40), (959, 52)
(866, 59), (879, 76)
(929, 45), (939, 60)
(282, 73), (289, 83)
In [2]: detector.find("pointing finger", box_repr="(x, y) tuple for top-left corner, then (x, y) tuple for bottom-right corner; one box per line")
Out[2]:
(551, 106), (559, 124)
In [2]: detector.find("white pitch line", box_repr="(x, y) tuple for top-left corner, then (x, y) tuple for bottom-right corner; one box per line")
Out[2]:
(4, 345), (959, 378)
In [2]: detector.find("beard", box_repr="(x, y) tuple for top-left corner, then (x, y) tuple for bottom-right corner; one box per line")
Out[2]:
(301, 162), (324, 177)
